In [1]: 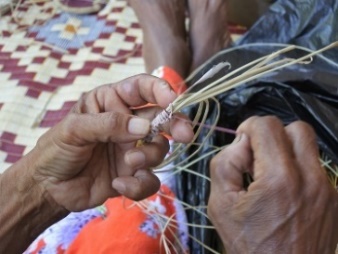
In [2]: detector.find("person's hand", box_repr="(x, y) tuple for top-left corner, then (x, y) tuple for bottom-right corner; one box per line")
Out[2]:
(208, 116), (338, 254)
(28, 74), (194, 212)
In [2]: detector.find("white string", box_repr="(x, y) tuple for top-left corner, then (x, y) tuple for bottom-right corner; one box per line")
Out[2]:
(143, 103), (173, 143)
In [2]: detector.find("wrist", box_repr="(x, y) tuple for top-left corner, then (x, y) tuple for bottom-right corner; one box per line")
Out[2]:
(0, 148), (68, 253)
(19, 147), (69, 215)
(23, 147), (70, 216)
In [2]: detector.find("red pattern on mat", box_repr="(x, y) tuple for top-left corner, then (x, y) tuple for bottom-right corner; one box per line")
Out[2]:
(0, 132), (25, 163)
(0, 5), (141, 97)
(40, 101), (77, 127)
(0, 1), (246, 169)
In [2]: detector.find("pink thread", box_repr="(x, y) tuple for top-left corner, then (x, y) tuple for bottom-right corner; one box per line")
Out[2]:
(173, 116), (237, 135)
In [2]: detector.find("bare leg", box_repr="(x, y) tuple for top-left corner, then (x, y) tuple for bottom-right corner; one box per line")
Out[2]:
(128, 0), (191, 78)
(188, 0), (231, 72)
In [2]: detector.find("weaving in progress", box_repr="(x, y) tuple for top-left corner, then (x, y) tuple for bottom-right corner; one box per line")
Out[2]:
(0, 0), (337, 253)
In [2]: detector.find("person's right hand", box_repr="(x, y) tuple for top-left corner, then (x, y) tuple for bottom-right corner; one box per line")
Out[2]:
(27, 74), (193, 212)
(208, 116), (338, 254)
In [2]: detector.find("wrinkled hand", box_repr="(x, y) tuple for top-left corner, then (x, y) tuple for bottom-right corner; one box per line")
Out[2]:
(30, 75), (193, 212)
(208, 116), (338, 254)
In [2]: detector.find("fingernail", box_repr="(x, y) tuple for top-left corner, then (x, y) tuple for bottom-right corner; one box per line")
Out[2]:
(128, 118), (150, 135)
(125, 151), (145, 167)
(112, 180), (126, 194)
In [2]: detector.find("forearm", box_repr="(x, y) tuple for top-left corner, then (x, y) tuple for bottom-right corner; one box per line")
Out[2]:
(0, 149), (68, 254)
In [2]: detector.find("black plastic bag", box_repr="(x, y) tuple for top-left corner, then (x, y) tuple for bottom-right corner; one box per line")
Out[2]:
(175, 44), (338, 253)
(176, 0), (338, 251)
(237, 0), (338, 62)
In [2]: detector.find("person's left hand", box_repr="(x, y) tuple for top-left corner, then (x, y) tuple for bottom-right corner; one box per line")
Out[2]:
(207, 116), (338, 253)
(28, 74), (193, 212)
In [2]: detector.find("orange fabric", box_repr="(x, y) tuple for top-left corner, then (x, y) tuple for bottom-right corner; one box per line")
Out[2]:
(67, 185), (179, 254)
(152, 66), (187, 95)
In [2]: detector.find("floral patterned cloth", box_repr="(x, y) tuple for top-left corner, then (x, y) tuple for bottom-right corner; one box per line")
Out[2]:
(24, 208), (104, 253)
(24, 66), (189, 254)
(25, 185), (189, 254)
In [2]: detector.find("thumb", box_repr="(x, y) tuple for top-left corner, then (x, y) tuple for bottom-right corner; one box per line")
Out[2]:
(112, 169), (161, 201)
(58, 112), (150, 145)
(210, 134), (252, 194)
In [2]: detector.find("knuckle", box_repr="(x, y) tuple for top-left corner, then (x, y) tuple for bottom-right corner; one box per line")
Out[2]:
(305, 178), (330, 202)
(287, 121), (320, 158)
(102, 113), (126, 142)
(60, 113), (79, 141)
(220, 158), (239, 179)
(36, 130), (51, 149)
(240, 115), (284, 134)
(277, 172), (296, 189)
(287, 121), (316, 137)
(209, 151), (236, 181)
(246, 115), (281, 125)
(241, 116), (260, 127)
(209, 163), (236, 189)
(210, 153), (223, 171)
(135, 73), (149, 80)
(211, 145), (235, 167)
(247, 115), (284, 131)
(105, 112), (120, 130)
(207, 205), (216, 222)
(265, 170), (299, 193)
(106, 113), (118, 128)
(72, 93), (88, 113)
(246, 116), (260, 122)
(261, 115), (283, 126)
(207, 196), (221, 221)
(70, 102), (81, 113)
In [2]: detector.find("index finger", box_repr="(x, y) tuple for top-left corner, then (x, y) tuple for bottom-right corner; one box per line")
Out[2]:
(74, 75), (177, 115)
(114, 74), (177, 109)
(237, 116), (298, 181)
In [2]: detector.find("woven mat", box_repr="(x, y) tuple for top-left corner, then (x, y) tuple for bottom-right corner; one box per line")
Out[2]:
(0, 0), (245, 173)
